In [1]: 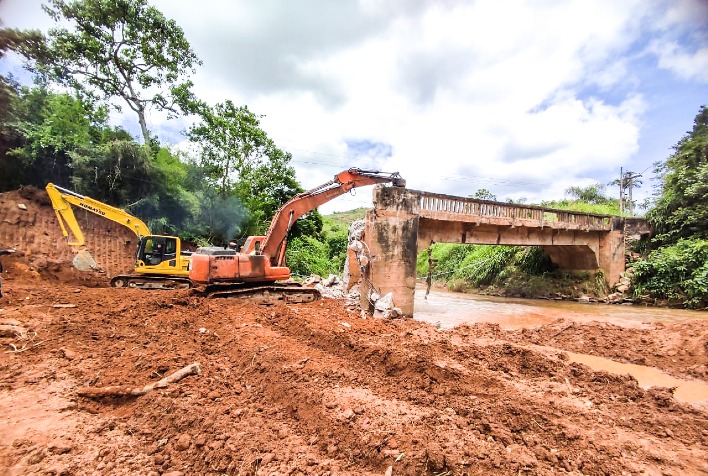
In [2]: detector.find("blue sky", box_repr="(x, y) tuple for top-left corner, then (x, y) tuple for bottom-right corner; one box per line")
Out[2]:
(1, 0), (706, 213)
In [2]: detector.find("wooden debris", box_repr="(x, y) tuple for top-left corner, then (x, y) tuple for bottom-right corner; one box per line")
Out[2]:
(77, 362), (201, 399)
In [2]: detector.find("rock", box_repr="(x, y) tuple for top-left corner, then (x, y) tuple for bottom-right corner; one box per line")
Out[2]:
(174, 434), (191, 451)
(384, 465), (393, 476)
(373, 292), (395, 318)
(60, 348), (76, 360)
(162, 472), (184, 476)
(303, 274), (322, 286)
(606, 292), (624, 304)
(615, 284), (629, 293)
(17, 203), (27, 210)
(322, 274), (340, 287)
(47, 441), (72, 455)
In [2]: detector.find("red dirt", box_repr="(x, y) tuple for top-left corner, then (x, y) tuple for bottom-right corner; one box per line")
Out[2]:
(0, 189), (707, 475)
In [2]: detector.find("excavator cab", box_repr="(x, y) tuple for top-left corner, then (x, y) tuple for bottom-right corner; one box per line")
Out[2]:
(135, 235), (190, 274)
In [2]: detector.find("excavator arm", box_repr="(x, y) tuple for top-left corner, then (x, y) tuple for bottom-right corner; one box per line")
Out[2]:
(260, 168), (406, 266)
(45, 183), (151, 246)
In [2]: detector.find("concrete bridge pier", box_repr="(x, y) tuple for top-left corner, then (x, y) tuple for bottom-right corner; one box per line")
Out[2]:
(360, 186), (419, 316)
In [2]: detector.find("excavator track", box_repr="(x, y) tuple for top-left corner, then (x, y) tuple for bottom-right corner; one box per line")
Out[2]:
(110, 275), (192, 290)
(198, 283), (321, 304)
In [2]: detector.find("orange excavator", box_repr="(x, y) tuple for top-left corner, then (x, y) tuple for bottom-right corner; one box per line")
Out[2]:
(189, 168), (405, 301)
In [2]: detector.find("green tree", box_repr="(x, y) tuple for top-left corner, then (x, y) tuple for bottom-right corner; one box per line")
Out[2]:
(1, 85), (112, 189)
(188, 101), (271, 195)
(648, 106), (708, 244)
(471, 188), (497, 201)
(565, 184), (609, 204)
(37, 0), (200, 144)
(188, 100), (321, 242)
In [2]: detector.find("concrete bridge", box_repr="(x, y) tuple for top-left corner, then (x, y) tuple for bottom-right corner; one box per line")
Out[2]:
(360, 185), (651, 316)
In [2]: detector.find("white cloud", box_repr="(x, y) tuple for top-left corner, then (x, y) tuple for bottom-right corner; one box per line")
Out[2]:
(1, 0), (705, 213)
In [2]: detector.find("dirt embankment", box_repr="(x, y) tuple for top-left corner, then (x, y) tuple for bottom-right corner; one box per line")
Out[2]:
(0, 188), (706, 475)
(0, 187), (136, 283)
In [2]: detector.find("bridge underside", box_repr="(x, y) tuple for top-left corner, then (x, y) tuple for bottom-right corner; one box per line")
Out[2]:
(361, 186), (628, 316)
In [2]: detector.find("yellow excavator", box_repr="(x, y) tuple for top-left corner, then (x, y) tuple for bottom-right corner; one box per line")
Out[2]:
(45, 183), (192, 289)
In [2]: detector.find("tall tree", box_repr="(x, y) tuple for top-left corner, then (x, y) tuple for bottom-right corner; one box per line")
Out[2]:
(470, 188), (497, 201)
(188, 100), (320, 241)
(37, 0), (200, 144)
(565, 183), (609, 204)
(648, 106), (708, 244)
(187, 101), (270, 195)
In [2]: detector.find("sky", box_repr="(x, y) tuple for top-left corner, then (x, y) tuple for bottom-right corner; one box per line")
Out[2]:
(1, 0), (707, 213)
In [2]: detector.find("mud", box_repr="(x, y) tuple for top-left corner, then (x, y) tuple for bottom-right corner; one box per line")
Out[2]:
(0, 188), (707, 475)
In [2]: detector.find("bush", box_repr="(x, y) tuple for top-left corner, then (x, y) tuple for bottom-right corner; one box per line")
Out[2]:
(286, 235), (337, 278)
(632, 238), (708, 309)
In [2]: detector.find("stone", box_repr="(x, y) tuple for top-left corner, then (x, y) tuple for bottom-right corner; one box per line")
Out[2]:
(174, 434), (191, 451)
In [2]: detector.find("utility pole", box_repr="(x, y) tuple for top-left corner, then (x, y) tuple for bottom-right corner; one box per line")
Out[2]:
(614, 168), (643, 216)
(619, 167), (624, 215)
(624, 171), (643, 216)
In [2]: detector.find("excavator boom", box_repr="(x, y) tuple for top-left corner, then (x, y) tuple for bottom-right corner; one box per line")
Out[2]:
(46, 183), (150, 245)
(261, 168), (405, 267)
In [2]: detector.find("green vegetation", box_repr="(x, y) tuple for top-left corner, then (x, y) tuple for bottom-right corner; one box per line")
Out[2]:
(632, 238), (708, 308)
(632, 106), (708, 308)
(286, 210), (366, 278)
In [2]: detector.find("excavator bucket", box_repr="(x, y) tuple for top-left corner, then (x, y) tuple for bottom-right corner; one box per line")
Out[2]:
(72, 249), (99, 272)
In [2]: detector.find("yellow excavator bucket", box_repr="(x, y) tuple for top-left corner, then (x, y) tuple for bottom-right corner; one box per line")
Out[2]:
(72, 249), (100, 272)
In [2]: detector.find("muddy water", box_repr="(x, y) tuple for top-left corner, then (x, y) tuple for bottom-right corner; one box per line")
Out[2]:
(565, 351), (708, 404)
(414, 287), (708, 405)
(414, 287), (707, 330)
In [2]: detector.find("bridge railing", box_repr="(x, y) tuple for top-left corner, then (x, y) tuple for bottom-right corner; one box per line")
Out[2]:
(418, 192), (613, 230)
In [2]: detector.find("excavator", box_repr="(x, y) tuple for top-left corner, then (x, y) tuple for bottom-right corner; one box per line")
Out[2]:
(189, 168), (405, 301)
(45, 183), (192, 289)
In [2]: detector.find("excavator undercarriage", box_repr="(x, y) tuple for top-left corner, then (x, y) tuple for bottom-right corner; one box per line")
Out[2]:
(109, 275), (192, 290)
(193, 282), (321, 303)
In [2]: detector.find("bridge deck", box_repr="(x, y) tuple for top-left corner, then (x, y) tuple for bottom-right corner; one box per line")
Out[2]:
(418, 191), (613, 231)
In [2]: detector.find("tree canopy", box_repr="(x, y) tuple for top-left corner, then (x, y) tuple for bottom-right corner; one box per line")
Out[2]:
(37, 0), (201, 144)
(648, 106), (708, 245)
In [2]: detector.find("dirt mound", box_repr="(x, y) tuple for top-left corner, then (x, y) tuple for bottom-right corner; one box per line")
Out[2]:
(0, 280), (706, 475)
(0, 188), (136, 283)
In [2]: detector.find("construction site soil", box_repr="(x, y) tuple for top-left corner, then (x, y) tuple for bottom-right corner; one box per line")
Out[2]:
(1, 188), (706, 475)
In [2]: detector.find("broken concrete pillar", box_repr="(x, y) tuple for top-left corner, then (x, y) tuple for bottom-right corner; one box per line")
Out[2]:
(361, 185), (419, 316)
(597, 217), (626, 287)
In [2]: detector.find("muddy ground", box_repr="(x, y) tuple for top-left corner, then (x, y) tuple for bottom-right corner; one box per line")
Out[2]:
(0, 189), (707, 475)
